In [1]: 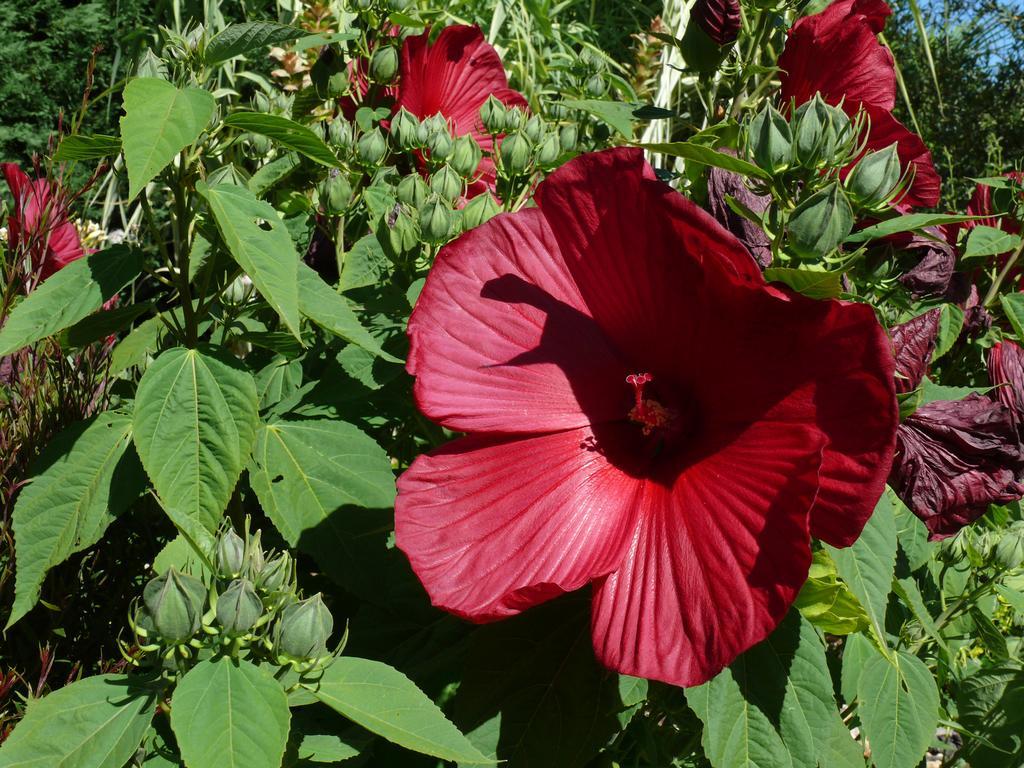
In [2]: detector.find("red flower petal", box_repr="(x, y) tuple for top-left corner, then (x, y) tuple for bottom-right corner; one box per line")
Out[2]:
(395, 426), (644, 621)
(533, 147), (761, 374)
(692, 277), (896, 548)
(396, 26), (527, 142)
(407, 208), (626, 433)
(589, 419), (822, 687)
(778, 0), (896, 112)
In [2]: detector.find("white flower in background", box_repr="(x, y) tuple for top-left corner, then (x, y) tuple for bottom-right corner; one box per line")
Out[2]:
(74, 219), (108, 250)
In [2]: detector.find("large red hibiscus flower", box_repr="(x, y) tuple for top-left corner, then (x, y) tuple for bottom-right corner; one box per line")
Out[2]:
(395, 147), (897, 687)
(393, 25), (526, 197)
(777, 0), (940, 210)
(2, 163), (84, 280)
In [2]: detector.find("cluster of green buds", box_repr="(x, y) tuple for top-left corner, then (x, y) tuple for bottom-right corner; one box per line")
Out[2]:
(127, 523), (339, 676)
(743, 94), (910, 261)
(317, 169), (355, 217)
(940, 521), (1024, 572)
(479, 97), (568, 184)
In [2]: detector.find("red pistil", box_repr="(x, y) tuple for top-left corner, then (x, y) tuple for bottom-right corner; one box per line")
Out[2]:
(626, 373), (672, 435)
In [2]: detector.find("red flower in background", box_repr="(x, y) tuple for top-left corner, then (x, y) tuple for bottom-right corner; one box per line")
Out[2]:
(2, 163), (84, 280)
(964, 172), (1023, 233)
(888, 315), (1024, 539)
(395, 147), (897, 687)
(778, 0), (940, 210)
(393, 25), (527, 197)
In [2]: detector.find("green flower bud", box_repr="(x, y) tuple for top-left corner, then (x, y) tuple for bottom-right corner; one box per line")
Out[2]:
(318, 171), (352, 215)
(524, 114), (545, 143)
(215, 528), (245, 577)
(252, 92), (271, 113)
(390, 108), (420, 149)
(845, 142), (902, 209)
(256, 553), (293, 593)
(787, 182), (855, 259)
(388, 208), (419, 255)
(503, 107), (526, 133)
(369, 45), (399, 84)
(548, 102), (569, 120)
(419, 197), (455, 243)
(450, 135), (482, 178)
(216, 579), (263, 635)
(275, 593), (334, 660)
(558, 124), (578, 152)
(793, 94), (850, 168)
(585, 74), (607, 97)
(247, 132), (273, 156)
(328, 120), (354, 151)
(354, 0), (375, 9)
(397, 173), (429, 207)
(357, 128), (388, 165)
(994, 524), (1024, 570)
(536, 132), (561, 166)
(431, 164), (464, 202)
(461, 193), (502, 230)
(143, 568), (206, 644)
(580, 47), (604, 72)
(388, 0), (412, 9)
(500, 132), (533, 174)
(427, 130), (454, 162)
(748, 104), (792, 174)
(480, 95), (508, 134)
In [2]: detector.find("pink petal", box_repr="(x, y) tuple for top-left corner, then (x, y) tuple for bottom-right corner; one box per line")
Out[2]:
(395, 426), (644, 621)
(589, 418), (822, 687)
(408, 208), (627, 433)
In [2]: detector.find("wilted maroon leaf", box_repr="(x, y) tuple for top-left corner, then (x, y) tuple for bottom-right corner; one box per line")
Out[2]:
(890, 309), (940, 394)
(890, 394), (1024, 539)
(990, 340), (1024, 424)
(705, 165), (772, 269)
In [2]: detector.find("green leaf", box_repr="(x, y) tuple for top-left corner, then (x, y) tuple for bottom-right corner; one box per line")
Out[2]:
(133, 346), (259, 530)
(248, 153), (302, 196)
(60, 302), (154, 349)
(248, 416), (395, 546)
(0, 245), (144, 355)
(305, 657), (493, 764)
(844, 213), (983, 243)
(340, 234), (389, 292)
(7, 411), (144, 629)
(205, 22), (304, 64)
(917, 375), (991, 406)
(635, 141), (772, 181)
(1000, 293), (1024, 343)
(957, 664), (1024, 766)
(963, 225), (1022, 261)
(53, 134), (122, 162)
(891, 488), (931, 571)
(452, 596), (624, 767)
(856, 651), (939, 768)
(225, 112), (339, 168)
(120, 78), (215, 200)
(197, 181), (302, 340)
(932, 303), (964, 362)
(763, 267), (843, 299)
(170, 658), (290, 768)
(794, 549), (870, 635)
(0, 674), (157, 768)
(827, 492), (897, 648)
(685, 665), (794, 768)
(292, 30), (360, 52)
(109, 315), (166, 375)
(561, 99), (636, 138)
(297, 262), (399, 361)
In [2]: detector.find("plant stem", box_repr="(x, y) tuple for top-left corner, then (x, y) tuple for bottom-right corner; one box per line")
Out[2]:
(983, 238), (1024, 307)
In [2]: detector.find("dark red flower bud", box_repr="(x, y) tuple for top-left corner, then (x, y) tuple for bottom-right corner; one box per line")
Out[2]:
(705, 164), (772, 269)
(989, 340), (1024, 425)
(891, 227), (957, 298)
(890, 395), (1024, 539)
(693, 0), (741, 46)
(890, 309), (939, 394)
